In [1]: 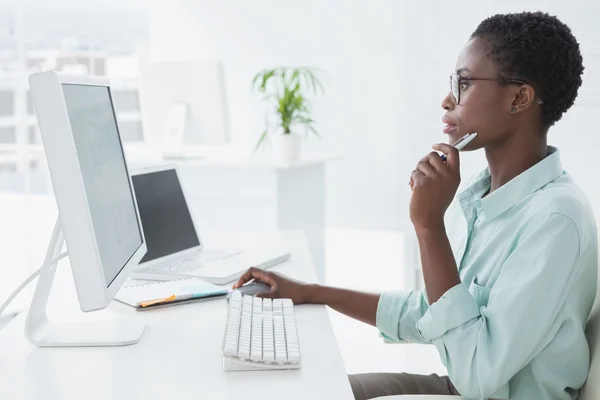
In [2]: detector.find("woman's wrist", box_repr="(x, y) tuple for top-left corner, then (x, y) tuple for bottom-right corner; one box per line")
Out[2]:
(303, 283), (326, 304)
(414, 220), (446, 238)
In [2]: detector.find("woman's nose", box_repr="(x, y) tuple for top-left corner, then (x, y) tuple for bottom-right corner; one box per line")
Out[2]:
(441, 91), (456, 111)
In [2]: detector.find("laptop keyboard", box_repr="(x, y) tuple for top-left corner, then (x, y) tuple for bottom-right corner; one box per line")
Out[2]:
(144, 249), (244, 274)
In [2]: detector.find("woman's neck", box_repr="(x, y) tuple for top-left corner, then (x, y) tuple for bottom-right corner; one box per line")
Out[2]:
(484, 132), (548, 193)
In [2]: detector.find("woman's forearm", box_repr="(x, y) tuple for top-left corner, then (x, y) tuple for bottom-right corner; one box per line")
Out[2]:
(415, 224), (460, 304)
(305, 284), (380, 326)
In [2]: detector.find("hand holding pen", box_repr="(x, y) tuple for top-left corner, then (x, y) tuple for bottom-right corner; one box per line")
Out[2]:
(439, 132), (478, 161)
(409, 132), (478, 189)
(408, 132), (477, 230)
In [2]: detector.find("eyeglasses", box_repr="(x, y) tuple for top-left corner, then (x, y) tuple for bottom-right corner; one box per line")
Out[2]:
(449, 72), (544, 106)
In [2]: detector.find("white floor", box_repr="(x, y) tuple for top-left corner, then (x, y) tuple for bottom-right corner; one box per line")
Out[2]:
(0, 193), (446, 377)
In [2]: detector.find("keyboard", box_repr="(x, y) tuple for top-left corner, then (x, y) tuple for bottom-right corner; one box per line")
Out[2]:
(143, 249), (244, 274)
(133, 249), (291, 285)
(222, 292), (301, 371)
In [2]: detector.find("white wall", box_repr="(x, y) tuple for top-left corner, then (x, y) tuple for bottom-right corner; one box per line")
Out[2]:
(147, 0), (600, 231)
(147, 0), (410, 230)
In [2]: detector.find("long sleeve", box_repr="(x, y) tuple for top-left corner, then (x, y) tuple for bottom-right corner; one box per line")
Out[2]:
(414, 213), (582, 399)
(376, 289), (431, 344)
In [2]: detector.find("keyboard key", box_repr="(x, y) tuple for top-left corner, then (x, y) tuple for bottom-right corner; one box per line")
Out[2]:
(288, 351), (300, 363)
(263, 351), (275, 362)
(250, 348), (262, 361)
(263, 298), (272, 311)
(282, 299), (293, 307)
(239, 347), (250, 359)
(275, 349), (287, 362)
(224, 341), (237, 357)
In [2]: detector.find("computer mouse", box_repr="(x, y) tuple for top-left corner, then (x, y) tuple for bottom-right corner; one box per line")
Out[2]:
(227, 281), (272, 300)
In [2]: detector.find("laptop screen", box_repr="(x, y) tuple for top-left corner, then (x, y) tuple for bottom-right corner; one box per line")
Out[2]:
(132, 168), (201, 263)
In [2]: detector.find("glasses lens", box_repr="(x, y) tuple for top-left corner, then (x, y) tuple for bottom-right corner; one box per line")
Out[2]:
(451, 74), (460, 104)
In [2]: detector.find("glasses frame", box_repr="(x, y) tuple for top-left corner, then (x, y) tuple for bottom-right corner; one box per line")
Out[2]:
(450, 72), (544, 106)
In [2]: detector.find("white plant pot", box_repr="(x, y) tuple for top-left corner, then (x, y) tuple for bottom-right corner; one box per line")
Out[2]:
(272, 134), (302, 164)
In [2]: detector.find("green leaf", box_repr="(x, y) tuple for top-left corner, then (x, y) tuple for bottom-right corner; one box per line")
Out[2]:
(252, 69), (278, 93)
(251, 70), (264, 88)
(307, 69), (325, 94)
(308, 125), (321, 138)
(297, 116), (314, 124)
(252, 66), (327, 138)
(288, 69), (300, 87)
(253, 130), (269, 152)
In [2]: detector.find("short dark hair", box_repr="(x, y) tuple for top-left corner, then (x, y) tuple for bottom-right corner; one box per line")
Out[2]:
(471, 11), (584, 130)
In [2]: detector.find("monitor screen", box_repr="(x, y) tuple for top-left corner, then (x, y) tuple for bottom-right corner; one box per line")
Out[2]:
(131, 168), (200, 263)
(62, 84), (143, 287)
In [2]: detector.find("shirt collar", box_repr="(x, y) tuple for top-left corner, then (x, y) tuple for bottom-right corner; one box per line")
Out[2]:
(459, 146), (564, 221)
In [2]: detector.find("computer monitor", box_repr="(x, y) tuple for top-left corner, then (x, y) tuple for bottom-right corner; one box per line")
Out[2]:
(26, 71), (147, 347)
(139, 60), (231, 154)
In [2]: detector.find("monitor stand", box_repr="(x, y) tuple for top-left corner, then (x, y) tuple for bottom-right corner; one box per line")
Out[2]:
(24, 217), (146, 347)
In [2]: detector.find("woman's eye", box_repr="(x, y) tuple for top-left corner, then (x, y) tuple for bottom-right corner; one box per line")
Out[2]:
(460, 82), (469, 90)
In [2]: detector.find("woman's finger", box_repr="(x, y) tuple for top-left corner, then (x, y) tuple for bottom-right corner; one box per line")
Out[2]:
(427, 152), (448, 175)
(232, 267), (272, 289)
(411, 169), (425, 187)
(432, 143), (460, 172)
(416, 160), (436, 177)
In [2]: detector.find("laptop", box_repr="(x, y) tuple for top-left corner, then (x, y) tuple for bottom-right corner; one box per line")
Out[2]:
(128, 164), (290, 285)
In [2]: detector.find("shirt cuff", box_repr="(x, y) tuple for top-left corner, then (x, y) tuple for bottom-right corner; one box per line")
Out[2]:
(376, 291), (410, 342)
(416, 283), (480, 341)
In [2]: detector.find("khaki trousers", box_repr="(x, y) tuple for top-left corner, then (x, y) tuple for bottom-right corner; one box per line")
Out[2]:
(349, 373), (460, 400)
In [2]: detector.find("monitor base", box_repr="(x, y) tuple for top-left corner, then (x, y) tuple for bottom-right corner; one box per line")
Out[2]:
(24, 217), (146, 347)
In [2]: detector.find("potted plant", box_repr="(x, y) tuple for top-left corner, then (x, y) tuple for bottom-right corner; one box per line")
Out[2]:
(252, 67), (326, 163)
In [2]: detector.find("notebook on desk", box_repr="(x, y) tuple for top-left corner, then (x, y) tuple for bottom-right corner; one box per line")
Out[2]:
(115, 277), (228, 310)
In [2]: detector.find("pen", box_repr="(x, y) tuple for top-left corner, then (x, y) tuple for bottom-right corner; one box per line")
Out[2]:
(440, 132), (478, 161)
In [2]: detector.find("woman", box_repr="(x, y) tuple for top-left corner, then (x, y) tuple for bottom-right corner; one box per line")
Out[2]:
(234, 11), (598, 400)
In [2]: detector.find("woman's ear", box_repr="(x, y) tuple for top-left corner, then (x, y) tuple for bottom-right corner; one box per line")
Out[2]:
(510, 85), (536, 113)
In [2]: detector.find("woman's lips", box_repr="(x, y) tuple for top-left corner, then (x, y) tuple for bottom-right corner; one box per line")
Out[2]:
(443, 123), (457, 134)
(442, 117), (457, 134)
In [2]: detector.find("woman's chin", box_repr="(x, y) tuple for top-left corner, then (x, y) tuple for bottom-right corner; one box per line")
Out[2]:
(447, 132), (464, 143)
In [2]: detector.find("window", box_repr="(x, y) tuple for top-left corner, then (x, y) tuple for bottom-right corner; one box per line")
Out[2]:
(0, 127), (16, 143)
(26, 91), (34, 115)
(117, 120), (143, 141)
(112, 89), (140, 113)
(0, 2), (150, 277)
(0, 91), (14, 117)
(28, 126), (38, 144)
(0, 163), (17, 173)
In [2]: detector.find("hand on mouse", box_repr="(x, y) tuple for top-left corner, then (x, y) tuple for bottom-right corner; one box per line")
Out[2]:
(232, 267), (312, 304)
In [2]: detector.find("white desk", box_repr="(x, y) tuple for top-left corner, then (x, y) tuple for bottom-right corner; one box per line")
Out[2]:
(0, 231), (354, 400)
